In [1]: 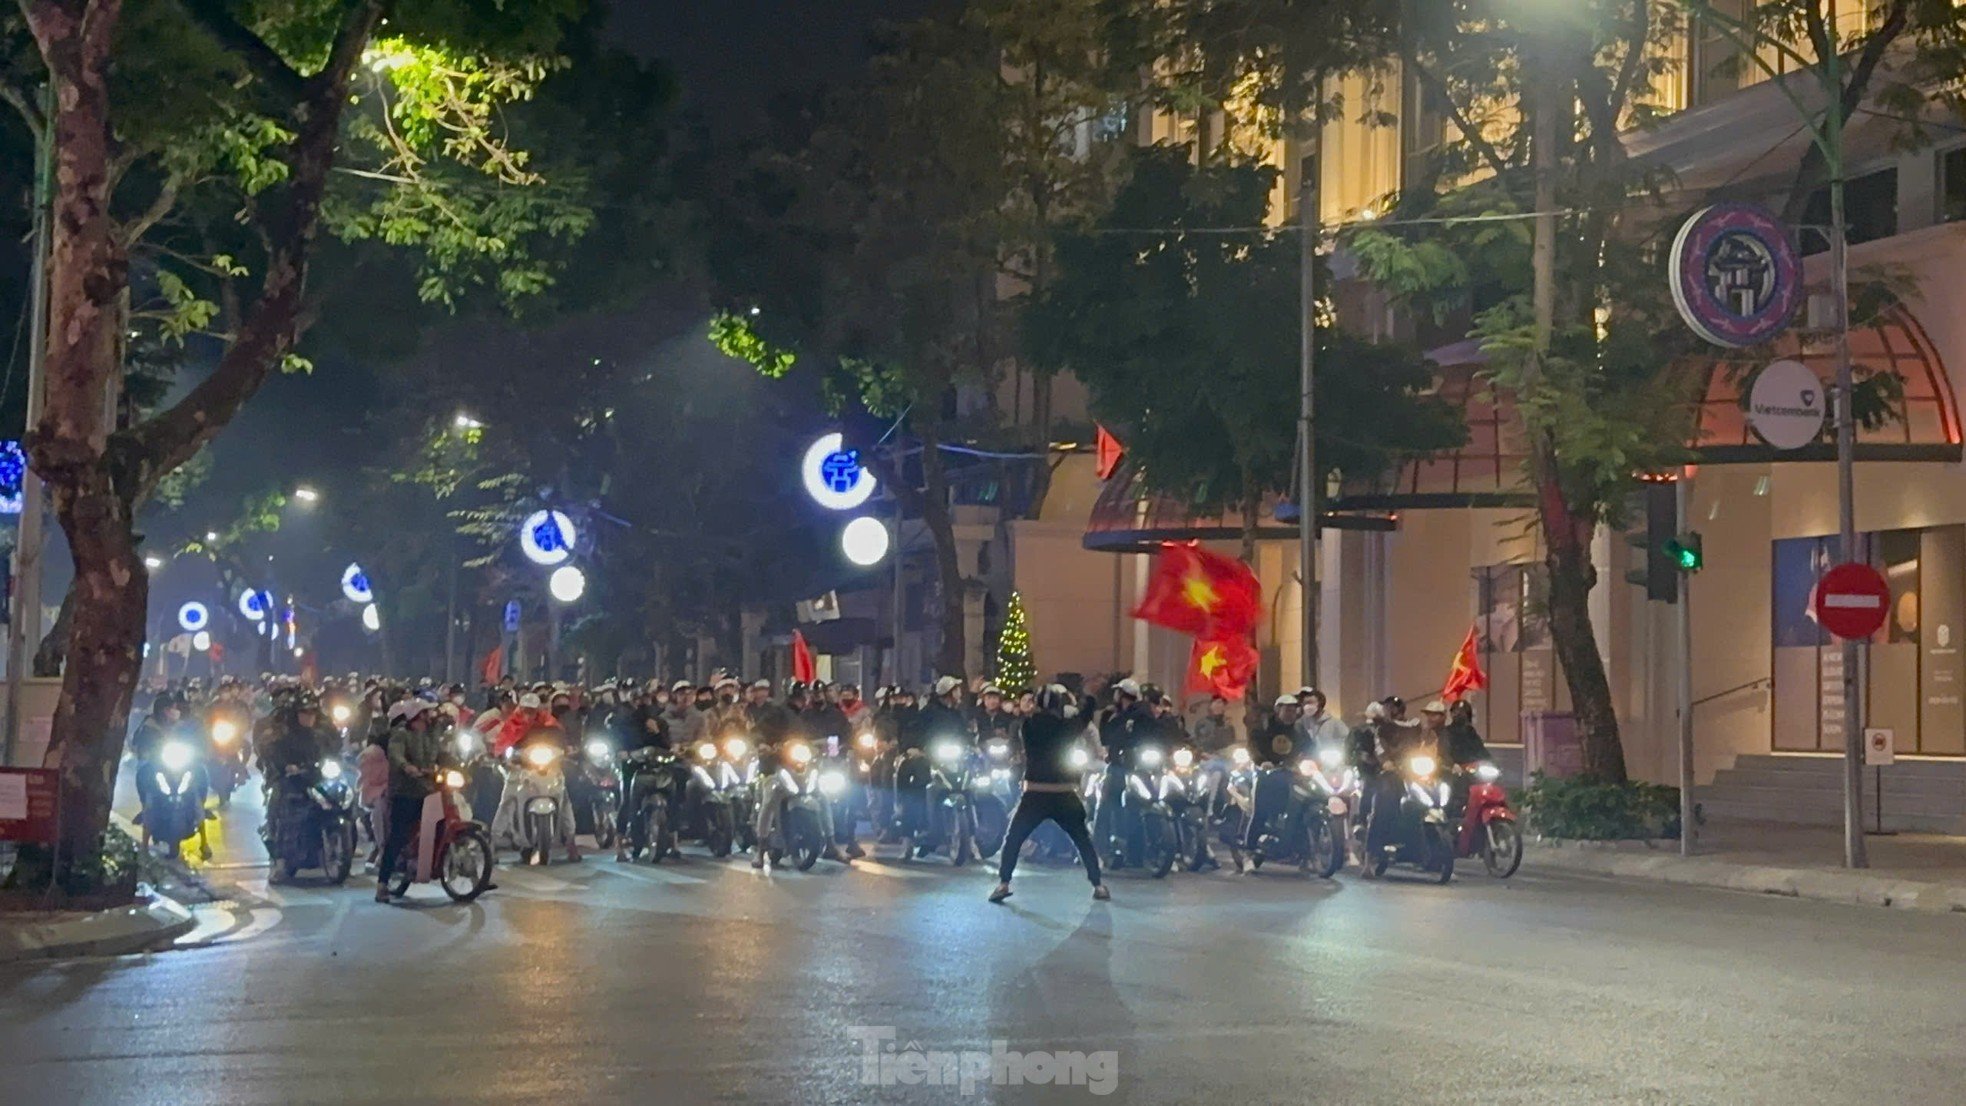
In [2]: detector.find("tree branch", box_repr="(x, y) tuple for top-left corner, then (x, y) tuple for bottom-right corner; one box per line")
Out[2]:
(0, 76), (43, 144)
(174, 0), (306, 102)
(1398, 43), (1524, 205)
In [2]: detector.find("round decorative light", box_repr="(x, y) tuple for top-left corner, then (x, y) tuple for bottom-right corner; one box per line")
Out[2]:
(341, 563), (373, 604)
(549, 565), (586, 603)
(841, 516), (890, 567)
(801, 433), (876, 511)
(177, 601), (209, 633)
(519, 509), (576, 566)
(191, 630), (212, 652)
(238, 589), (269, 621)
(361, 604), (381, 633)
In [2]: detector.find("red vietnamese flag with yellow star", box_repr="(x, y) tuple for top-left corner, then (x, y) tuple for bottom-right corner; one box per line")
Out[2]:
(1133, 542), (1262, 638)
(1441, 623), (1488, 701)
(1187, 634), (1259, 698)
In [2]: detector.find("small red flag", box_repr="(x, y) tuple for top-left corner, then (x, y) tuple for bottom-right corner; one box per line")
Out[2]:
(480, 644), (504, 686)
(1442, 624), (1488, 701)
(1187, 634), (1259, 699)
(1133, 543), (1261, 638)
(791, 629), (817, 684)
(1094, 424), (1125, 480)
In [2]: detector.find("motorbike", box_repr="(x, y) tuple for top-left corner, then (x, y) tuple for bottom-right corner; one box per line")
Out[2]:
(1099, 743), (1183, 878)
(850, 728), (885, 834)
(760, 740), (842, 871)
(1227, 747), (1347, 879)
(685, 735), (756, 857)
(1456, 761), (1522, 877)
(1165, 747), (1221, 872)
(263, 758), (357, 885)
(140, 739), (212, 861)
(622, 745), (686, 862)
(905, 739), (982, 865)
(382, 766), (496, 903)
(1356, 752), (1456, 884)
(571, 737), (621, 850)
(452, 726), (505, 827)
(503, 738), (573, 865)
(974, 736), (1016, 860)
(206, 715), (249, 808)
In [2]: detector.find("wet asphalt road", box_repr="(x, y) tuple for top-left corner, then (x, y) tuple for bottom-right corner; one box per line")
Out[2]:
(4, 786), (1966, 1105)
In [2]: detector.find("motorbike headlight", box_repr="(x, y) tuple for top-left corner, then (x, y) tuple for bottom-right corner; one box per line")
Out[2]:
(933, 741), (961, 764)
(787, 742), (813, 767)
(585, 739), (611, 762)
(330, 704), (351, 725)
(818, 769), (847, 798)
(1408, 755), (1437, 779)
(1173, 748), (1193, 769)
(986, 740), (1010, 760)
(159, 741), (195, 775)
(456, 732), (480, 757)
(1320, 747), (1344, 770)
(725, 737), (749, 760)
(992, 768), (1010, 781)
(442, 769), (466, 790)
(1138, 747), (1164, 769)
(1067, 747), (1089, 770)
(1475, 763), (1501, 782)
(524, 744), (560, 769)
(1296, 757), (1317, 778)
(856, 731), (876, 751)
(319, 759), (343, 781)
(696, 742), (718, 761)
(210, 720), (238, 746)
(1230, 747), (1251, 767)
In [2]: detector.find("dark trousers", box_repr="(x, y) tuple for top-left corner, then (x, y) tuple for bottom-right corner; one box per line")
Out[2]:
(376, 794), (424, 886)
(1091, 765), (1125, 855)
(998, 789), (1101, 886)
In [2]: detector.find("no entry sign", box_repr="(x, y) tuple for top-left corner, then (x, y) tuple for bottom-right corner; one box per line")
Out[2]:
(1814, 562), (1890, 641)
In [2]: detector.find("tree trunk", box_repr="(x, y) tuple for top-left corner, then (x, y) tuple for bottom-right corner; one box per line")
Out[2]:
(916, 421), (969, 678)
(1535, 466), (1627, 783)
(32, 586), (74, 678)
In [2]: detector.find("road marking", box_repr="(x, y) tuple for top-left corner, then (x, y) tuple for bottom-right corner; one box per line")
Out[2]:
(599, 863), (705, 886)
(851, 860), (933, 879)
(493, 865), (583, 894)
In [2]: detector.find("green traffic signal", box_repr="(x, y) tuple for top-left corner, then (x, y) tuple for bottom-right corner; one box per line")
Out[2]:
(1666, 532), (1703, 573)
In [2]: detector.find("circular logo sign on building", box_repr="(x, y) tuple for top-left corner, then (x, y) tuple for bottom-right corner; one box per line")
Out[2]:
(1813, 562), (1890, 641)
(801, 432), (877, 511)
(1746, 359), (1827, 450)
(518, 510), (576, 567)
(1669, 202), (1801, 349)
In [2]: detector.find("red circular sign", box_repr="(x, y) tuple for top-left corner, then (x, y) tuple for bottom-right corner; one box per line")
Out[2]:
(1813, 562), (1890, 640)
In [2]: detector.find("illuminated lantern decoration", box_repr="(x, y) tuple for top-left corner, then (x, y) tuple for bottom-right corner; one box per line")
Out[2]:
(191, 630), (212, 652)
(177, 601), (210, 633)
(802, 433), (876, 511)
(238, 590), (269, 621)
(361, 604), (381, 633)
(549, 565), (586, 603)
(840, 516), (889, 566)
(519, 509), (576, 566)
(341, 563), (374, 604)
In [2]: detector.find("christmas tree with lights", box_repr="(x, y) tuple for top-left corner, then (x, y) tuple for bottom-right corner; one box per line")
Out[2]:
(995, 591), (1036, 694)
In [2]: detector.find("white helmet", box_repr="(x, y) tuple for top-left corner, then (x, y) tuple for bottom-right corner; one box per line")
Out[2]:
(1114, 678), (1142, 700)
(1273, 694), (1298, 709)
(933, 675), (962, 697)
(519, 693), (543, 710)
(388, 699), (434, 725)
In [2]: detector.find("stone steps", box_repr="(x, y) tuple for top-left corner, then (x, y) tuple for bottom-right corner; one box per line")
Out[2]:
(1695, 754), (1966, 834)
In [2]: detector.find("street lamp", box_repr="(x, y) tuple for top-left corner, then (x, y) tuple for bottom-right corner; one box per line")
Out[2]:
(454, 412), (484, 430)
(549, 565), (586, 603)
(143, 555), (163, 571)
(292, 486), (319, 504)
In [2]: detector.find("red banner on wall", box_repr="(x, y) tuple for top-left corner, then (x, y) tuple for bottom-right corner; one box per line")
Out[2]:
(0, 768), (58, 844)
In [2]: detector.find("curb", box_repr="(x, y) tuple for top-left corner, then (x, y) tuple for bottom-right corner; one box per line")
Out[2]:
(0, 890), (197, 964)
(1526, 840), (1966, 914)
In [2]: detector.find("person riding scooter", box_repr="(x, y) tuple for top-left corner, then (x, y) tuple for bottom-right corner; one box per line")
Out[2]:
(1242, 695), (1305, 853)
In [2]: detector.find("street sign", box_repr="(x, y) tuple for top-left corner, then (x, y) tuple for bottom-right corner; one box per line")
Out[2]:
(503, 600), (522, 633)
(1668, 202), (1802, 348)
(1747, 360), (1827, 450)
(1813, 562), (1890, 640)
(1864, 727), (1895, 767)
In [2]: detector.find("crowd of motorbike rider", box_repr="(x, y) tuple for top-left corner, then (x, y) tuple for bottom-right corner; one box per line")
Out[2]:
(126, 665), (1497, 901)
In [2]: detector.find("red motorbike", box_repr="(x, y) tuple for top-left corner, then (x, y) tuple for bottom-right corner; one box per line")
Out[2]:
(382, 768), (496, 902)
(1455, 762), (1522, 878)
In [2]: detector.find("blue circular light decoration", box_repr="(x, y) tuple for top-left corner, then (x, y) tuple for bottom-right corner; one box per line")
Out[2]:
(237, 589), (270, 621)
(177, 601), (210, 633)
(801, 432), (876, 510)
(519, 509), (576, 567)
(341, 563), (373, 604)
(0, 440), (23, 516)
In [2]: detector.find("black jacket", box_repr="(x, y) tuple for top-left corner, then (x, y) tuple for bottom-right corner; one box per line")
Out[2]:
(1098, 702), (1151, 765)
(1251, 717), (1302, 766)
(1018, 713), (1082, 785)
(906, 701), (970, 753)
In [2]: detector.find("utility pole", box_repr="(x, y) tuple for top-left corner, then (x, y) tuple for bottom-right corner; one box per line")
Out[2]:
(443, 544), (459, 684)
(5, 85), (52, 767)
(1296, 151), (1320, 691)
(1824, 0), (1867, 869)
(1676, 474), (1695, 857)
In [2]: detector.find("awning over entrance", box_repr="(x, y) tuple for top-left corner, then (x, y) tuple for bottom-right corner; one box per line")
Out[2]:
(1081, 305), (1961, 549)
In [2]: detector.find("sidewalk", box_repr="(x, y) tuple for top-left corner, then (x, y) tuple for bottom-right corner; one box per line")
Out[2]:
(0, 886), (196, 963)
(1529, 819), (1966, 913)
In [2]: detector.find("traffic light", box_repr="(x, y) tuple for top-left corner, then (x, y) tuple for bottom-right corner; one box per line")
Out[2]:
(1624, 480), (1678, 603)
(1666, 532), (1703, 573)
